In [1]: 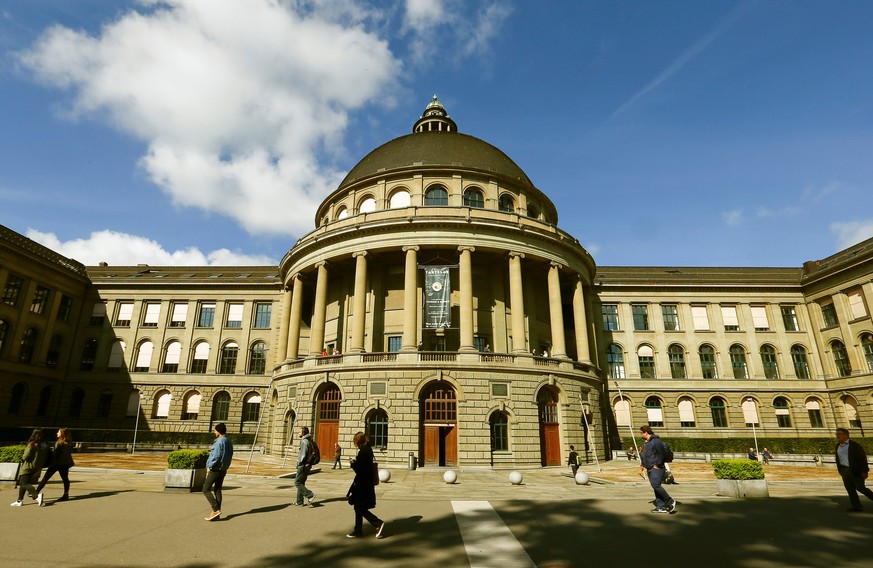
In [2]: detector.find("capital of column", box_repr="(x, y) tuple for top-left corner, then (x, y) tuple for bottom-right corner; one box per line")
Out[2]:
(352, 251), (368, 259)
(314, 261), (328, 269)
(458, 246), (476, 253)
(508, 251), (525, 260)
(402, 245), (420, 252)
(550, 261), (565, 270)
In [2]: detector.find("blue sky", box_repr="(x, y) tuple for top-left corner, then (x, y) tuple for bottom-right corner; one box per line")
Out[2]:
(1, 0), (872, 268)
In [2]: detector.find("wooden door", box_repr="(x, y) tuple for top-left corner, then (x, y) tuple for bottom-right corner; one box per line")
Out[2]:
(442, 425), (457, 466)
(541, 423), (561, 466)
(424, 425), (440, 465)
(317, 421), (339, 457)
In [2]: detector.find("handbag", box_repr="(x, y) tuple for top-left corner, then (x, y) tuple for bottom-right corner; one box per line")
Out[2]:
(372, 461), (380, 486)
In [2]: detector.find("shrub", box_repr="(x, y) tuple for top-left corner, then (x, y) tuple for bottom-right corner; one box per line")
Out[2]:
(712, 459), (765, 480)
(167, 449), (209, 469)
(0, 445), (25, 462)
(619, 436), (864, 455)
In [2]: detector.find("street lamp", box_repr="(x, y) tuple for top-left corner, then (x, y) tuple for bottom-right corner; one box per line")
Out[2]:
(747, 397), (759, 459)
(131, 391), (143, 455)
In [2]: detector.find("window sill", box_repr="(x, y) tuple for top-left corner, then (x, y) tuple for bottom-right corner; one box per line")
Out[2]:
(820, 324), (840, 331)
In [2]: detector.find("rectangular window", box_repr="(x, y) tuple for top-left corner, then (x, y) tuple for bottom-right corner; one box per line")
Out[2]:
(742, 400), (759, 427)
(473, 336), (488, 352)
(646, 405), (664, 427)
(781, 305), (799, 332)
(56, 295), (73, 322)
(115, 302), (134, 327)
(197, 302), (216, 328)
(775, 407), (791, 428)
(2, 274), (24, 306)
(662, 304), (680, 331)
(638, 346), (655, 379)
(751, 305), (770, 331)
(30, 285), (51, 315)
(225, 302), (243, 328)
(721, 305), (739, 331)
(632, 304), (649, 331)
(369, 382), (387, 396)
(691, 305), (709, 330)
(387, 336), (402, 352)
(141, 303), (161, 327)
(169, 302), (188, 328)
(602, 304), (619, 331)
(253, 302), (272, 328)
(491, 382), (509, 397)
(96, 392), (113, 419)
(89, 301), (107, 326)
(820, 302), (838, 327)
(847, 289), (868, 320)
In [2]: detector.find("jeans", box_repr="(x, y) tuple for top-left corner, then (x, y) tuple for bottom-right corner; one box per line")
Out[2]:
(354, 506), (383, 534)
(839, 466), (873, 509)
(16, 472), (40, 502)
(646, 467), (673, 509)
(295, 465), (313, 504)
(333, 456), (342, 469)
(36, 465), (71, 496)
(203, 469), (227, 512)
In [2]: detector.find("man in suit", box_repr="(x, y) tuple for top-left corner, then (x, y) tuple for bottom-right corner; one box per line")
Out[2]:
(835, 428), (873, 512)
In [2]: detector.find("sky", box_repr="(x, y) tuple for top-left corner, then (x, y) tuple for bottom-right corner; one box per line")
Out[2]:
(1, 0), (872, 268)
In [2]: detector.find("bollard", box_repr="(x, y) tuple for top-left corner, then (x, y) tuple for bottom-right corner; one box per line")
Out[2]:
(408, 452), (417, 470)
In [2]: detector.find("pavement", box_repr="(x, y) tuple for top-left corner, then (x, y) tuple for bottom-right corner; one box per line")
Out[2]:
(1, 458), (871, 568)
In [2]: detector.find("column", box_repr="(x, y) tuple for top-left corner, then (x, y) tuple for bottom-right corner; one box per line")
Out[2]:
(572, 276), (591, 363)
(287, 276), (304, 359)
(350, 252), (368, 353)
(547, 262), (567, 358)
(276, 288), (292, 362)
(458, 246), (475, 351)
(309, 262), (329, 357)
(402, 246), (419, 351)
(508, 252), (527, 353)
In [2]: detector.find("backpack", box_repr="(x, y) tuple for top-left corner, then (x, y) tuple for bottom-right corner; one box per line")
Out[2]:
(308, 440), (321, 466)
(661, 440), (674, 463)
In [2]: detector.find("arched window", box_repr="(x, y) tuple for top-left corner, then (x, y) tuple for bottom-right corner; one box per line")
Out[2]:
(80, 338), (98, 371)
(831, 340), (851, 377)
(125, 391), (141, 417)
(368, 409), (389, 450)
(212, 391), (231, 422)
(0, 319), (9, 355)
(742, 398), (759, 427)
(614, 397), (631, 427)
(162, 341), (182, 373)
(218, 342), (238, 374)
(760, 345), (779, 379)
(182, 390), (201, 420)
(606, 344), (625, 379)
(96, 389), (113, 419)
(8, 382), (27, 415)
(242, 392), (261, 422)
(773, 396), (792, 427)
(861, 333), (873, 373)
(36, 386), (52, 416)
(699, 344), (718, 379)
(336, 206), (349, 220)
(498, 194), (514, 213)
(248, 341), (267, 374)
(710, 396), (728, 427)
(358, 196), (376, 213)
(389, 189), (411, 209)
(134, 340), (153, 373)
(678, 397), (696, 427)
(68, 387), (85, 418)
(19, 327), (39, 364)
(489, 411), (509, 452)
(424, 186), (448, 206)
(152, 390), (171, 419)
(637, 345), (655, 378)
(791, 345), (810, 379)
(668, 344), (686, 379)
(45, 334), (63, 368)
(526, 203), (539, 219)
(805, 398), (824, 428)
(729, 344), (749, 379)
(842, 395), (861, 428)
(463, 188), (484, 208)
(645, 396), (664, 427)
(191, 341), (210, 373)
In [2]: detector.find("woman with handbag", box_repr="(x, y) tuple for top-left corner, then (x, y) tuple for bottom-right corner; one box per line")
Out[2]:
(36, 428), (75, 504)
(346, 431), (386, 539)
(10, 429), (49, 507)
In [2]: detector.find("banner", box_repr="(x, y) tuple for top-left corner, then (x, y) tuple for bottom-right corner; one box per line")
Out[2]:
(424, 266), (451, 329)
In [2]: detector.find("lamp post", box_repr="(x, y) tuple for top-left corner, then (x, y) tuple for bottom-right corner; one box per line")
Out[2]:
(747, 397), (759, 459)
(131, 390), (142, 455)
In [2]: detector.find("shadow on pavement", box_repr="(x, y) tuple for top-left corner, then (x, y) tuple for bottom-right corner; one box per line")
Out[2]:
(67, 490), (134, 501)
(222, 502), (291, 520)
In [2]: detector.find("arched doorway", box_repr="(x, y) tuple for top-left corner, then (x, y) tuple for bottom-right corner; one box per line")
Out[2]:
(315, 384), (341, 456)
(283, 410), (296, 460)
(421, 383), (457, 466)
(538, 386), (561, 466)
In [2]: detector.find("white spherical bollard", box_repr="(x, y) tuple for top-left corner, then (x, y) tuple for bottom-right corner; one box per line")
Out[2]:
(443, 470), (458, 484)
(574, 471), (590, 485)
(378, 469), (391, 483)
(509, 471), (524, 485)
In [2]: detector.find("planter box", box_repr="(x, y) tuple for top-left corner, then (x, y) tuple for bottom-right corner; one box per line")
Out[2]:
(163, 468), (207, 493)
(717, 479), (769, 499)
(0, 462), (21, 482)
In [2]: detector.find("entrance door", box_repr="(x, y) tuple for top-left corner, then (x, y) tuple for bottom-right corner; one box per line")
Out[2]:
(316, 384), (341, 455)
(538, 386), (561, 466)
(317, 421), (339, 456)
(421, 383), (458, 466)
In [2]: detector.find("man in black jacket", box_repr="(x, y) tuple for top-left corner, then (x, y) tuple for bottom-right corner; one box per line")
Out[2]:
(835, 428), (873, 512)
(639, 425), (676, 514)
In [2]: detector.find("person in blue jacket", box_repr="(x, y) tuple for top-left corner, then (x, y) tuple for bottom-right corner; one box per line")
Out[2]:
(639, 425), (676, 514)
(203, 422), (233, 521)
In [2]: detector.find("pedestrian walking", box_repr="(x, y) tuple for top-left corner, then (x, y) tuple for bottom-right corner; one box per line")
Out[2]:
(203, 422), (233, 521)
(639, 425), (676, 514)
(835, 428), (873, 512)
(294, 426), (316, 506)
(761, 448), (772, 465)
(11, 429), (49, 507)
(346, 431), (386, 539)
(567, 445), (580, 476)
(35, 427), (75, 504)
(332, 442), (343, 470)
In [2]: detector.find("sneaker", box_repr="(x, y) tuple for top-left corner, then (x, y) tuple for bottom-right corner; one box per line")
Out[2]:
(205, 511), (221, 521)
(346, 532), (362, 538)
(666, 500), (677, 513)
(37, 494), (44, 507)
(650, 508), (668, 514)
(375, 522), (386, 539)
(10, 501), (22, 507)
(307, 493), (316, 507)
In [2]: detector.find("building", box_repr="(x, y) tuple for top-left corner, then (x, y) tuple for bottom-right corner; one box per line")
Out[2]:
(1, 97), (871, 466)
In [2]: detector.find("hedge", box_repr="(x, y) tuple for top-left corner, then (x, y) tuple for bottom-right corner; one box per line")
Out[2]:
(0, 427), (254, 446)
(0, 445), (25, 463)
(167, 450), (210, 469)
(713, 459), (765, 480)
(619, 437), (870, 455)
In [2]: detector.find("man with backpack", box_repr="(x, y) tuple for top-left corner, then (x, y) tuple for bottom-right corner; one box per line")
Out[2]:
(639, 425), (676, 514)
(294, 426), (318, 507)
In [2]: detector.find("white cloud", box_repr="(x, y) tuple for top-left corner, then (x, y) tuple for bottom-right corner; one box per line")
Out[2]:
(584, 242), (601, 256)
(18, 0), (400, 237)
(722, 209), (743, 226)
(27, 229), (276, 266)
(831, 219), (873, 250)
(755, 205), (801, 218)
(801, 180), (842, 204)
